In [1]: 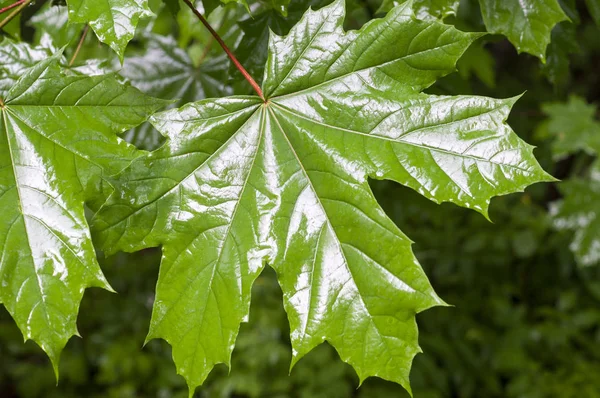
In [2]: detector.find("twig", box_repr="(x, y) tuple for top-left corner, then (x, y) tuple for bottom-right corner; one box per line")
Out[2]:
(69, 25), (89, 66)
(0, 0), (26, 15)
(0, 0), (32, 30)
(197, 36), (214, 65)
(181, 0), (264, 100)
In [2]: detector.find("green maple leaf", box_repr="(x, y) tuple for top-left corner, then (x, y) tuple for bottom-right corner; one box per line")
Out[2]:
(66, 0), (154, 60)
(92, 0), (553, 395)
(478, 0), (568, 61)
(0, 52), (166, 373)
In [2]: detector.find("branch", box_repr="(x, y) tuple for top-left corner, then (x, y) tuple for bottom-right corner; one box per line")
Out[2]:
(69, 25), (90, 66)
(0, 0), (26, 15)
(181, 0), (265, 101)
(0, 0), (31, 30)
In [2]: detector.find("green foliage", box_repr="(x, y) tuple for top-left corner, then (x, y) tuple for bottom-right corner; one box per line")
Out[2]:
(88, 1), (550, 394)
(0, 50), (166, 372)
(230, 0), (330, 84)
(66, 0), (154, 60)
(542, 96), (600, 267)
(542, 96), (600, 159)
(1, 0), (599, 396)
(478, 0), (568, 61)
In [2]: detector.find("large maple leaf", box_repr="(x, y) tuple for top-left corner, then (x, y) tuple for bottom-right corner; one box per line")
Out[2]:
(0, 52), (166, 372)
(92, 0), (553, 394)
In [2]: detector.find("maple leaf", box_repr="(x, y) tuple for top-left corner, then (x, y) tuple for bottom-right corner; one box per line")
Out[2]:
(0, 52), (166, 373)
(478, 0), (568, 61)
(66, 0), (154, 60)
(92, 0), (553, 395)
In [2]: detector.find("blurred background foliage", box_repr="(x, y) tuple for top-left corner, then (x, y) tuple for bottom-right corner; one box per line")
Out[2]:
(2, 0), (600, 396)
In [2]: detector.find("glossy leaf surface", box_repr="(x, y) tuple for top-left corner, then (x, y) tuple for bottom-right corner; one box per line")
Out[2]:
(0, 53), (166, 372)
(92, 0), (552, 395)
(66, 0), (154, 60)
(0, 39), (52, 97)
(478, 0), (568, 61)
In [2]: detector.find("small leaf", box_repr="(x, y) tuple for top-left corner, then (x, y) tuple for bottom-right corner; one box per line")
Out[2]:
(478, 0), (568, 61)
(542, 96), (600, 159)
(0, 49), (167, 374)
(552, 166), (600, 267)
(541, 22), (580, 88)
(586, 0), (600, 26)
(457, 41), (496, 88)
(162, 0), (181, 15)
(66, 0), (154, 60)
(93, 1), (553, 395)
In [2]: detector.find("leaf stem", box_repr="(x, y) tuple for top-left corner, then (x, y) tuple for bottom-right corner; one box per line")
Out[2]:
(181, 0), (265, 100)
(0, 0), (26, 15)
(0, 0), (31, 30)
(69, 25), (90, 66)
